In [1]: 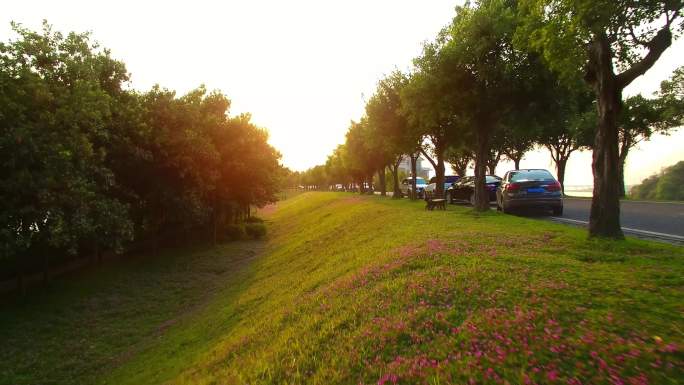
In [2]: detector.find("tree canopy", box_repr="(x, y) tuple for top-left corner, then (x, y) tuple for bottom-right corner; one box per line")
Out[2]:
(0, 22), (283, 283)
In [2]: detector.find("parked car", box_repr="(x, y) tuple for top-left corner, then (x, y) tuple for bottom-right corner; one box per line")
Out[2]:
(425, 175), (461, 195)
(400, 177), (428, 198)
(496, 169), (563, 215)
(351, 182), (374, 193)
(447, 175), (502, 205)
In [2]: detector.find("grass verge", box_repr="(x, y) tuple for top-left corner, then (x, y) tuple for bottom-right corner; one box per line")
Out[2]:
(1, 192), (682, 384)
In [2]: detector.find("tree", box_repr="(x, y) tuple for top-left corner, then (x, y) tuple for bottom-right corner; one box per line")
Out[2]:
(0, 21), (133, 285)
(617, 68), (684, 197)
(401, 44), (464, 199)
(445, 146), (473, 176)
(344, 120), (376, 194)
(536, 82), (596, 190)
(501, 126), (534, 171)
(630, 161), (684, 201)
(0, 21), (285, 290)
(366, 71), (415, 199)
(519, 0), (684, 238)
(433, 0), (549, 211)
(325, 145), (352, 190)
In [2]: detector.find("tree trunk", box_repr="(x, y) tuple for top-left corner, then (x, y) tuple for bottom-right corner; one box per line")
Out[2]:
(410, 154), (418, 200)
(618, 162), (626, 198)
(617, 146), (629, 198)
(97, 243), (103, 264)
(213, 212), (218, 246)
(391, 162), (401, 199)
(513, 157), (521, 171)
(474, 128), (491, 212)
(453, 164), (467, 177)
(18, 272), (25, 296)
(379, 167), (387, 196)
(435, 146), (446, 198)
(42, 252), (50, 285)
(587, 35), (623, 239)
(555, 157), (568, 194)
(17, 260), (26, 296)
(212, 195), (219, 246)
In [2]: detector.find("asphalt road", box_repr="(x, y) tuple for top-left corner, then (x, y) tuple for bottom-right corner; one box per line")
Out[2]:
(556, 198), (684, 238)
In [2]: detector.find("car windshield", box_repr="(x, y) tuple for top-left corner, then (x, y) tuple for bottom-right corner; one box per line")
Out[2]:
(415, 178), (427, 184)
(509, 170), (555, 182)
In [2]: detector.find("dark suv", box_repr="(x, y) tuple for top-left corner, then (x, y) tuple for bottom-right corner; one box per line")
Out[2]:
(496, 169), (563, 215)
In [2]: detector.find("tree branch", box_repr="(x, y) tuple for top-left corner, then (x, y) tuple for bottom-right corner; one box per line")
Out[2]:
(628, 25), (648, 47)
(616, 27), (672, 89)
(420, 148), (438, 169)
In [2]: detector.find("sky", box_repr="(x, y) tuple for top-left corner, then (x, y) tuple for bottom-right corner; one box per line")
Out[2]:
(2, 0), (682, 187)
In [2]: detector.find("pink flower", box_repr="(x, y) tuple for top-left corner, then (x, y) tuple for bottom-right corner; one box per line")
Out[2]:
(547, 370), (559, 381)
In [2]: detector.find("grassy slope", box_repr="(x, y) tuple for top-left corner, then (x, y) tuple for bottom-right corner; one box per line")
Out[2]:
(0, 241), (263, 385)
(2, 192), (683, 384)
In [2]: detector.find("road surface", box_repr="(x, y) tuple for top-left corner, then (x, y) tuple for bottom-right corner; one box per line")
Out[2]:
(552, 198), (684, 243)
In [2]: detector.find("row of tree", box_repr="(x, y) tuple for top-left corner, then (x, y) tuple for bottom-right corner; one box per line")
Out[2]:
(300, 0), (683, 239)
(0, 22), (283, 284)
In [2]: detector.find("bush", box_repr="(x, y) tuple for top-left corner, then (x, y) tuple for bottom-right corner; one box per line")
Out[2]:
(225, 224), (246, 240)
(244, 216), (264, 223)
(245, 223), (267, 239)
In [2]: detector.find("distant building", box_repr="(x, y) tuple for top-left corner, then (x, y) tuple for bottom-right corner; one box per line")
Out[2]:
(397, 155), (430, 179)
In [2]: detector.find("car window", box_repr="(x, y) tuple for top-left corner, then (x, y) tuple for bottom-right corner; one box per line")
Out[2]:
(415, 178), (427, 184)
(445, 176), (460, 183)
(509, 170), (555, 182)
(486, 176), (501, 183)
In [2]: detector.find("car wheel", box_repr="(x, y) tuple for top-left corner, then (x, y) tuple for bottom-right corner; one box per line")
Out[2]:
(552, 205), (563, 216)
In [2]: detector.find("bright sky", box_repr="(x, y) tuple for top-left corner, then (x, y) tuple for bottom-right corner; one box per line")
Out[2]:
(2, 1), (682, 187)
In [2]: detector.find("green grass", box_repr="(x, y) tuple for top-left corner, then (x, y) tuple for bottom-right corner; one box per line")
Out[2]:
(1, 192), (682, 384)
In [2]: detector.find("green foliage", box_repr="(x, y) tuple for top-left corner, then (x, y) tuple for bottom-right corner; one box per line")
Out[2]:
(244, 222), (267, 239)
(517, 0), (684, 82)
(620, 68), (683, 154)
(0, 22), (283, 275)
(0, 21), (133, 262)
(630, 161), (684, 201)
(224, 224), (247, 240)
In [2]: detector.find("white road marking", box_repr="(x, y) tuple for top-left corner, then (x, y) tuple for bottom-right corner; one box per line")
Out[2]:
(550, 217), (684, 244)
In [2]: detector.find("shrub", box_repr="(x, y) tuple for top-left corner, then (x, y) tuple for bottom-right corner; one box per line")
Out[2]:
(245, 223), (267, 239)
(225, 224), (246, 240)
